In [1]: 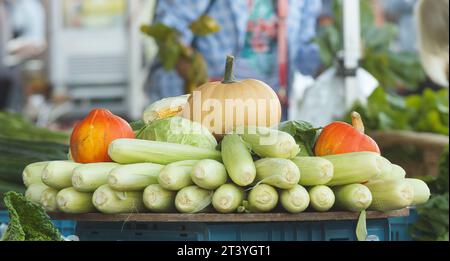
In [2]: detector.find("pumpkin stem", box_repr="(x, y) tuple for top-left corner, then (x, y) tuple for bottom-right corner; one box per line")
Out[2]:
(222, 55), (237, 84)
(351, 111), (365, 133)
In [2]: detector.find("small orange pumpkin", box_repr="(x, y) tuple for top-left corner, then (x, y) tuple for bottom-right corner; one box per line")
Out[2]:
(314, 111), (380, 156)
(70, 109), (135, 163)
(182, 55), (282, 138)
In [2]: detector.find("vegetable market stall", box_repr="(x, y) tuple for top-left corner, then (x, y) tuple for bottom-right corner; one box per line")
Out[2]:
(1, 56), (434, 242)
(49, 209), (410, 241)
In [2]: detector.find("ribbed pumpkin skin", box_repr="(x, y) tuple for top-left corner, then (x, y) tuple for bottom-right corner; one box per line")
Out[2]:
(314, 121), (380, 156)
(70, 109), (135, 163)
(183, 79), (282, 137)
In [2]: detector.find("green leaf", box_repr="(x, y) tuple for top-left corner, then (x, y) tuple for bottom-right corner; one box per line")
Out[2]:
(129, 120), (145, 131)
(2, 191), (62, 241)
(356, 210), (367, 241)
(277, 121), (322, 156)
(189, 15), (221, 36)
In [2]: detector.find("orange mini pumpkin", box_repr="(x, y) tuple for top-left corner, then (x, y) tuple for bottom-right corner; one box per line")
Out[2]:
(70, 109), (135, 163)
(314, 111), (380, 156)
(182, 55), (282, 138)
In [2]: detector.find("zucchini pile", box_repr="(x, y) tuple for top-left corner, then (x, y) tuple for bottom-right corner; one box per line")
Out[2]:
(22, 126), (430, 214)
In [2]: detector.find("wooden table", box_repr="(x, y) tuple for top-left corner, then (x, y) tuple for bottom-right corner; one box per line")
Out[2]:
(50, 208), (409, 223)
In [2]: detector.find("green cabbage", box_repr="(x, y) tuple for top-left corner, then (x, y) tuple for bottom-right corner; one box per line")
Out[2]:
(136, 117), (217, 150)
(1, 191), (62, 241)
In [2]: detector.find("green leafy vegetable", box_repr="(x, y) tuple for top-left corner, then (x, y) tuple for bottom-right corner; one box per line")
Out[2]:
(435, 147), (449, 194)
(277, 120), (321, 156)
(411, 148), (449, 241)
(0, 111), (69, 144)
(1, 191), (62, 241)
(0, 112), (70, 206)
(349, 87), (449, 135)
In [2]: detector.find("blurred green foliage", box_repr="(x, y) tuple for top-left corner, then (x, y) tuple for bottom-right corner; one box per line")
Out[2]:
(410, 148), (449, 241)
(140, 15), (220, 93)
(349, 87), (449, 135)
(314, 0), (426, 90)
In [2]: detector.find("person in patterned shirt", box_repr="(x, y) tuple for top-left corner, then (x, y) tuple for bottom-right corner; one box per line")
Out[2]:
(146, 0), (322, 119)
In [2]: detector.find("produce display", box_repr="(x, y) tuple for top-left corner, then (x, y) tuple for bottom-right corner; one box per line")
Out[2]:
(17, 56), (431, 218)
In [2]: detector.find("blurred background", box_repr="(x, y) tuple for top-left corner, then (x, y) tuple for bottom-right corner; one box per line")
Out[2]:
(0, 0), (448, 179)
(1, 0), (156, 124)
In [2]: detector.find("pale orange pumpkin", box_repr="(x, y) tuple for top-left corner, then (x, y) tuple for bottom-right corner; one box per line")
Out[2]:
(182, 56), (282, 138)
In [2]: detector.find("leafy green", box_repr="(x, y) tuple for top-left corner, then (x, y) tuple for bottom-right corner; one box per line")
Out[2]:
(315, 0), (425, 90)
(277, 121), (322, 156)
(0, 112), (70, 206)
(349, 87), (449, 135)
(410, 193), (449, 241)
(1, 191), (62, 241)
(410, 148), (449, 241)
(0, 111), (69, 144)
(136, 116), (218, 150)
(436, 147), (449, 194)
(129, 120), (146, 132)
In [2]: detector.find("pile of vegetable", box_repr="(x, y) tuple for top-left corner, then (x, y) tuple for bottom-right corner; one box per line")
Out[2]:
(18, 56), (430, 218)
(0, 111), (70, 206)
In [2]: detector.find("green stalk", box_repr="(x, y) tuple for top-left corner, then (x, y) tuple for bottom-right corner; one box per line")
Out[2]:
(246, 184), (278, 213)
(40, 187), (59, 212)
(92, 184), (146, 214)
(41, 161), (81, 189)
(364, 179), (414, 211)
(191, 159), (228, 190)
(212, 183), (244, 213)
(175, 185), (213, 213)
(22, 161), (49, 187)
(158, 160), (198, 190)
(25, 183), (49, 204)
(143, 184), (176, 212)
(108, 163), (163, 191)
(291, 157), (334, 186)
(222, 55), (237, 84)
(405, 178), (430, 205)
(241, 127), (300, 159)
(333, 184), (372, 212)
(308, 185), (335, 212)
(280, 184), (310, 213)
(56, 187), (95, 214)
(254, 158), (300, 189)
(221, 134), (256, 186)
(72, 162), (119, 192)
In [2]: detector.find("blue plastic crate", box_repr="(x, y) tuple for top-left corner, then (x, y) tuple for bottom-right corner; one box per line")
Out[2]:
(388, 208), (419, 241)
(76, 219), (390, 241)
(0, 210), (76, 237)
